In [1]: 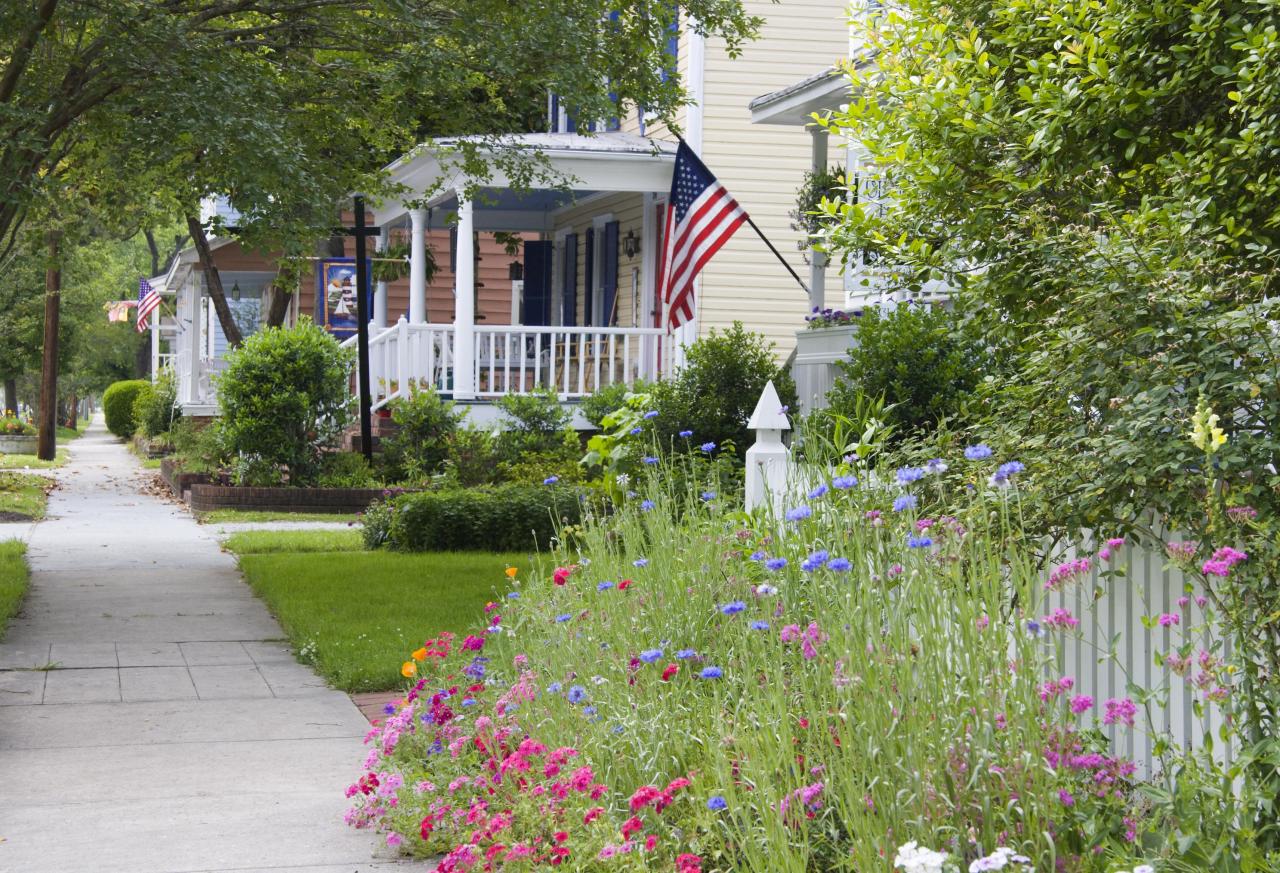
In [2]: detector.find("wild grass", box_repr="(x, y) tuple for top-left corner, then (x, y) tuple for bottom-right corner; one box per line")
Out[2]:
(199, 509), (362, 524)
(0, 472), (52, 520)
(0, 540), (29, 640)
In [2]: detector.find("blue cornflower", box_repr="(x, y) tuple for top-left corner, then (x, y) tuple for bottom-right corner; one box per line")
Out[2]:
(698, 666), (723, 679)
(925, 458), (948, 474)
(964, 443), (993, 460)
(700, 441), (717, 453)
(640, 499), (655, 512)
(639, 648), (664, 664)
(990, 460), (1026, 487)
(597, 580), (614, 591)
(749, 550), (767, 562)
(679, 429), (693, 438)
(707, 796), (728, 811)
(750, 620), (771, 631)
(1025, 619), (1045, 638)
(810, 549), (830, 564)
(642, 456), (659, 465)
(629, 427), (643, 436)
(547, 682), (563, 694)
(543, 475), (559, 485)
(383, 702), (397, 715)
(612, 725), (626, 734)
(643, 410), (659, 419)
(555, 613), (572, 623)
(827, 557), (852, 572)
(765, 557), (788, 571)
(567, 684), (587, 704)
(832, 474), (858, 489)
(785, 505), (812, 522)
(507, 591), (520, 599)
(701, 490), (716, 501)
(893, 494), (918, 512)
(461, 698), (477, 707)
(634, 557), (649, 568)
(896, 466), (925, 485)
(808, 483), (829, 500)
(676, 648), (697, 659)
(720, 600), (746, 615)
(582, 705), (597, 716)
(906, 535), (933, 549)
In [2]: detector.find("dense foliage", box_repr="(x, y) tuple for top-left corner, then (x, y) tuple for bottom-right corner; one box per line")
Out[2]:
(216, 320), (353, 486)
(827, 301), (986, 436)
(362, 485), (583, 552)
(102, 380), (150, 438)
(382, 389), (465, 483)
(647, 323), (796, 455)
(133, 370), (180, 440)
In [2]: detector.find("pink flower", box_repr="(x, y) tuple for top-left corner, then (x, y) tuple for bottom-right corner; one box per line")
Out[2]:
(1043, 607), (1079, 630)
(1070, 694), (1093, 714)
(1059, 789), (1075, 806)
(583, 806), (604, 824)
(1103, 697), (1137, 727)
(779, 624), (801, 643)
(462, 634), (485, 651)
(621, 815), (643, 839)
(1176, 596), (1189, 608)
(553, 566), (572, 586)
(1157, 613), (1179, 627)
(1045, 558), (1091, 591)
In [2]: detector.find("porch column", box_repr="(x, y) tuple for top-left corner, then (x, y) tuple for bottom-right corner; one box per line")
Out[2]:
(453, 191), (477, 399)
(373, 229), (388, 329)
(808, 127), (829, 313)
(150, 310), (160, 378)
(188, 277), (203, 404)
(409, 207), (428, 324)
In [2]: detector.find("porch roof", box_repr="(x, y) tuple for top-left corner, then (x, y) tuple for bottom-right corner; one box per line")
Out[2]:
(749, 67), (850, 126)
(369, 132), (677, 228)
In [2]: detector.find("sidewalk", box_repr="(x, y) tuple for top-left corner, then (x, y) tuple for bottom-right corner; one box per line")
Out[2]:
(0, 418), (409, 873)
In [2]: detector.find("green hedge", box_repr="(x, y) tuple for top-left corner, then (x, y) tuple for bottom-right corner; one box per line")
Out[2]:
(102, 380), (152, 438)
(365, 485), (584, 552)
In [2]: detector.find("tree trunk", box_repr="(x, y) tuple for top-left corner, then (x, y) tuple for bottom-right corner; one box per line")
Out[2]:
(135, 336), (151, 378)
(37, 230), (61, 460)
(185, 214), (244, 347)
(65, 393), (77, 429)
(145, 228), (161, 277)
(262, 282), (293, 328)
(2, 379), (15, 416)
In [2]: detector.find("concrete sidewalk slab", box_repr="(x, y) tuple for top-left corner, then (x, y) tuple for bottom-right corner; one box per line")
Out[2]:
(0, 417), (400, 872)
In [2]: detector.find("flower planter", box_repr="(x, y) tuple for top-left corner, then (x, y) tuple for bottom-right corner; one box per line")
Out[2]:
(0, 434), (39, 454)
(793, 325), (859, 414)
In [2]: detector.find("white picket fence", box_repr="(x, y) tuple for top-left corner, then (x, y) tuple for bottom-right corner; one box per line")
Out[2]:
(743, 382), (1235, 774)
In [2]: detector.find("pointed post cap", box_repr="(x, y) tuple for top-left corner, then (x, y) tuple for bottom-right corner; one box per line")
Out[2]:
(747, 380), (791, 431)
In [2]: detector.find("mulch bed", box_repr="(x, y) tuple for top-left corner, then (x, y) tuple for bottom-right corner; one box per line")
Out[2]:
(0, 511), (33, 522)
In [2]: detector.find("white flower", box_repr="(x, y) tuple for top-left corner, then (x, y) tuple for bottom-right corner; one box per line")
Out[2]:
(755, 583), (778, 596)
(1134, 866), (1155, 873)
(615, 473), (631, 486)
(894, 841), (951, 873)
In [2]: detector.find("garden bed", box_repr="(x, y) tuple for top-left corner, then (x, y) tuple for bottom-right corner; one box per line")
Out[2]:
(158, 457), (213, 499)
(188, 483), (390, 515)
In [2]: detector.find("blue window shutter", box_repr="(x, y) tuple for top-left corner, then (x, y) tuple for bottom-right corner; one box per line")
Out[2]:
(562, 234), (578, 326)
(522, 241), (553, 325)
(602, 221), (619, 325)
(662, 7), (680, 83)
(584, 227), (595, 325)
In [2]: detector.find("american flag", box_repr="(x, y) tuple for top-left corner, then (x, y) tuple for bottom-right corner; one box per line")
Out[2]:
(136, 277), (161, 333)
(656, 141), (747, 329)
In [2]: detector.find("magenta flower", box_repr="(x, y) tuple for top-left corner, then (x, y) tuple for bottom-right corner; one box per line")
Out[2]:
(1069, 694), (1093, 714)
(1157, 612), (1180, 627)
(1103, 697), (1137, 727)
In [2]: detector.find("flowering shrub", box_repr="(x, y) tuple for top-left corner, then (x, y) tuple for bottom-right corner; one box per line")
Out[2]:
(349, 438), (1279, 870)
(0, 414), (34, 436)
(803, 306), (861, 329)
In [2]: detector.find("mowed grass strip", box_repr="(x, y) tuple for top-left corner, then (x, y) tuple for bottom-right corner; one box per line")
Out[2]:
(200, 509), (362, 524)
(0, 472), (53, 520)
(223, 529), (364, 554)
(0, 540), (29, 640)
(230, 539), (531, 692)
(0, 448), (68, 470)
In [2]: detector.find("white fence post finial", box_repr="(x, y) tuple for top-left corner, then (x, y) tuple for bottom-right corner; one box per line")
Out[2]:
(745, 380), (792, 514)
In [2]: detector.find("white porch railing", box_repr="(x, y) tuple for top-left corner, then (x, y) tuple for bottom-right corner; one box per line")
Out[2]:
(342, 319), (668, 411)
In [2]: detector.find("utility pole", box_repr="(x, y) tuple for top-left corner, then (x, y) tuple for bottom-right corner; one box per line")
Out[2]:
(37, 229), (62, 461)
(341, 196), (379, 462)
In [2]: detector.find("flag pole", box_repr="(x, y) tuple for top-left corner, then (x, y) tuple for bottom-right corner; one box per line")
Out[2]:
(675, 136), (809, 298)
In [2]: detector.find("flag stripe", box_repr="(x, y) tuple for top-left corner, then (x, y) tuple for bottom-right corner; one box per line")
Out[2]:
(665, 185), (736, 288)
(667, 195), (745, 296)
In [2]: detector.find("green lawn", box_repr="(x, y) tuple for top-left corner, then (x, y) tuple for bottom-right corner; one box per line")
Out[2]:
(226, 533), (531, 692)
(200, 509), (362, 524)
(0, 473), (52, 520)
(0, 448), (69, 470)
(0, 540), (29, 640)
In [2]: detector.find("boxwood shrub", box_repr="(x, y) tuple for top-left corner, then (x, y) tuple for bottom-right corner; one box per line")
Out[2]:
(365, 485), (584, 552)
(102, 379), (152, 438)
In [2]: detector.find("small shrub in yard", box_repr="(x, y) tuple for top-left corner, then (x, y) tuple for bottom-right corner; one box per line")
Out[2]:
(579, 381), (648, 430)
(366, 484), (583, 552)
(167, 418), (228, 474)
(102, 379), (151, 438)
(217, 318), (353, 486)
(382, 388), (463, 482)
(133, 369), (181, 439)
(0, 414), (34, 436)
(317, 452), (378, 488)
(495, 388), (573, 459)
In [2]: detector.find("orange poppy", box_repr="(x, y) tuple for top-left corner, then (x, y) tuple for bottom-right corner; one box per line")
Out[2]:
(505, 566), (518, 578)
(401, 661), (417, 678)
(411, 647), (428, 661)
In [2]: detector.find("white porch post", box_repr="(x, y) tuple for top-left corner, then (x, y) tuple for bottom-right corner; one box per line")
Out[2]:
(809, 127), (829, 313)
(188, 277), (203, 403)
(150, 311), (160, 379)
(453, 191), (477, 399)
(409, 207), (428, 324)
(373, 229), (388, 329)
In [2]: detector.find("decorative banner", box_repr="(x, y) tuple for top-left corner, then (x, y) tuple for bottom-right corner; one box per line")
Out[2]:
(106, 300), (136, 323)
(318, 258), (370, 339)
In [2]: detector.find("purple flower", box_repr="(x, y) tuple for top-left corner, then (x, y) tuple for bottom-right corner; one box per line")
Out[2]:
(640, 499), (655, 512)
(707, 795), (728, 810)
(634, 557), (649, 568)
(698, 667), (723, 679)
(1024, 618), (1044, 637)
(832, 474), (858, 489)
(785, 505), (812, 522)
(990, 460), (1026, 487)
(720, 600), (746, 615)
(1058, 789), (1075, 807)
(750, 620), (770, 631)
(1070, 694), (1093, 714)
(642, 456), (659, 465)
(1103, 697), (1137, 727)
(925, 458), (948, 474)
(543, 475), (559, 485)
(555, 613), (572, 623)
(629, 427), (643, 436)
(893, 494), (917, 512)
(749, 550), (767, 562)
(964, 444), (993, 460)
(639, 648), (663, 663)
(597, 580), (614, 591)
(676, 648), (697, 659)
(546, 681), (563, 694)
(567, 684), (587, 704)
(807, 483), (829, 499)
(1157, 612), (1179, 627)
(643, 410), (659, 419)
(701, 491), (717, 501)
(765, 557), (788, 571)
(699, 441), (716, 453)
(906, 534), (932, 549)
(827, 557), (851, 572)
(679, 430), (693, 438)
(895, 466), (924, 485)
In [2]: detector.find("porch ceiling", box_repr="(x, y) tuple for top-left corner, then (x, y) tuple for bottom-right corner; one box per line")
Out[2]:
(369, 132), (676, 227)
(750, 66), (851, 127)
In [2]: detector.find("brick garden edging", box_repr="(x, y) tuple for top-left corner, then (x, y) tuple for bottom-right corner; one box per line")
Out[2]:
(188, 483), (388, 514)
(159, 457), (213, 500)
